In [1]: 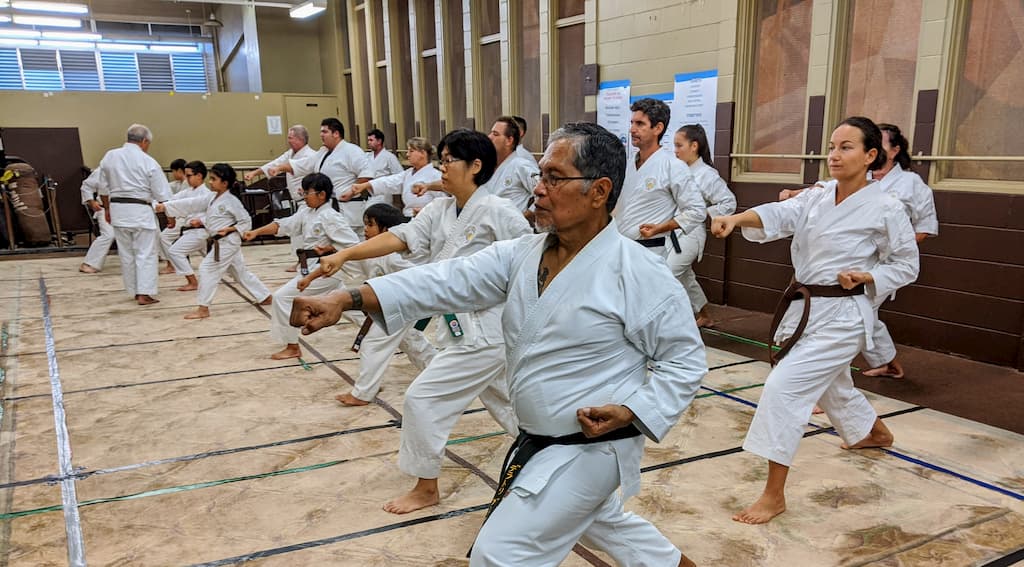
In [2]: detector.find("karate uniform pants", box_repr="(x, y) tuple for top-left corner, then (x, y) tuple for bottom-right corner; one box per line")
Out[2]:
(471, 444), (681, 567)
(269, 271), (344, 345)
(399, 342), (518, 479)
(158, 225), (178, 261)
(351, 323), (436, 402)
(195, 238), (270, 307)
(113, 226), (160, 297)
(862, 317), (898, 369)
(83, 209), (115, 271)
(664, 228), (709, 314)
(743, 303), (877, 466)
(167, 230), (208, 276)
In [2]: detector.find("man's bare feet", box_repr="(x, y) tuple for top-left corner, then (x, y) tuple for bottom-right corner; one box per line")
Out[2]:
(159, 264), (176, 275)
(176, 284), (198, 291)
(259, 296), (272, 306)
(383, 480), (439, 514)
(336, 392), (370, 406)
(732, 492), (786, 524)
(270, 345), (301, 360)
(842, 420), (894, 450)
(79, 263), (99, 274)
(136, 294), (159, 305)
(184, 307), (210, 320)
(695, 307), (713, 328)
(862, 360), (905, 379)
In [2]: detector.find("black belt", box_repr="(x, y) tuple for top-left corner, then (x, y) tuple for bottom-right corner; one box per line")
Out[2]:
(469, 423), (643, 555)
(342, 193), (369, 202)
(180, 224), (204, 235)
(769, 280), (865, 365)
(110, 197), (152, 206)
(636, 237), (665, 248)
(205, 226), (236, 262)
(295, 248), (326, 276)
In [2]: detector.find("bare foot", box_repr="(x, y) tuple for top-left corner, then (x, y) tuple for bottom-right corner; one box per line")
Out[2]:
(678, 553), (697, 567)
(695, 315), (714, 328)
(862, 360), (905, 379)
(842, 429), (894, 450)
(732, 493), (786, 524)
(270, 346), (301, 360)
(383, 486), (439, 514)
(79, 263), (99, 274)
(184, 307), (210, 320)
(136, 295), (159, 305)
(177, 283), (198, 292)
(159, 265), (176, 275)
(259, 296), (272, 306)
(285, 263), (298, 273)
(336, 392), (370, 406)
(812, 405), (825, 415)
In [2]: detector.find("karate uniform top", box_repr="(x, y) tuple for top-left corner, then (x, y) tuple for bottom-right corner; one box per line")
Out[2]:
(97, 143), (172, 229)
(689, 160), (736, 219)
(743, 180), (919, 350)
(482, 153), (540, 212)
(163, 190), (251, 242)
(386, 189), (533, 347)
(515, 144), (535, 161)
(169, 179), (188, 195)
(275, 202), (362, 283)
(80, 168), (103, 204)
(165, 183), (212, 226)
(614, 148), (706, 240)
(367, 164), (444, 216)
(365, 149), (404, 178)
(870, 164), (938, 236)
(260, 144), (317, 201)
(368, 222), (707, 499)
(294, 141), (370, 226)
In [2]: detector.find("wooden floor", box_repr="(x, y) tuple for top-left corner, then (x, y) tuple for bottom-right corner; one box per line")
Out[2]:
(1, 244), (1023, 566)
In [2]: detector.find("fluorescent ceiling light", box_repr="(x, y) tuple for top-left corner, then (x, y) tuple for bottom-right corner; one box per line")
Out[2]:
(0, 37), (37, 46)
(149, 44), (198, 53)
(11, 1), (88, 14)
(12, 14), (81, 27)
(41, 31), (99, 40)
(98, 42), (147, 51)
(38, 39), (92, 49)
(289, 0), (326, 19)
(0, 28), (42, 38)
(0, 16), (11, 24)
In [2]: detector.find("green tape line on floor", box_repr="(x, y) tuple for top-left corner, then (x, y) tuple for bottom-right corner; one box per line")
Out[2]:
(702, 328), (861, 372)
(446, 431), (505, 446)
(298, 357), (313, 371)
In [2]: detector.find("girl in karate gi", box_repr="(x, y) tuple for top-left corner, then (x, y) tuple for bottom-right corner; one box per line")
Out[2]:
(331, 203), (436, 406)
(651, 124), (736, 327)
(711, 117), (919, 524)
(157, 163), (272, 320)
(312, 129), (531, 515)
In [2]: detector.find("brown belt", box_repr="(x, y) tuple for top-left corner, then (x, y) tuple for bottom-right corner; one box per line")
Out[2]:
(205, 229), (236, 262)
(768, 280), (865, 365)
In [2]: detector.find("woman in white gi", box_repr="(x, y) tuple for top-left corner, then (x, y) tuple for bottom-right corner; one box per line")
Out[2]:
(313, 129), (531, 515)
(712, 117), (919, 524)
(642, 124), (736, 327)
(156, 164), (272, 320)
(164, 161), (213, 292)
(347, 137), (444, 217)
(242, 173), (361, 360)
(326, 203), (436, 406)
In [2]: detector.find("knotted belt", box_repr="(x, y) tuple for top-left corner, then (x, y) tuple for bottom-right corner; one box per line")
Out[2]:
(205, 225), (236, 262)
(636, 232), (683, 253)
(110, 197), (152, 206)
(468, 423), (643, 555)
(180, 224), (204, 236)
(768, 280), (865, 365)
(295, 248), (326, 276)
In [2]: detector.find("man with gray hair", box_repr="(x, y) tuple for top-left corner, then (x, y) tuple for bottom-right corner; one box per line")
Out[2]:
(289, 122), (703, 566)
(246, 124), (318, 270)
(97, 123), (172, 305)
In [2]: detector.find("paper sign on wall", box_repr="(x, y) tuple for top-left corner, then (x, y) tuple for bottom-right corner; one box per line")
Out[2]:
(670, 70), (718, 157)
(597, 80), (631, 154)
(266, 115), (282, 135)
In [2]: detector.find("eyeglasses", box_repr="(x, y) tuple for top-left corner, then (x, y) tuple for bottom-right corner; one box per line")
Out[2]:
(529, 171), (600, 189)
(439, 156), (464, 166)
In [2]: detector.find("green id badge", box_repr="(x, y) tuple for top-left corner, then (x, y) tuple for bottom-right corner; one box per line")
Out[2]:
(443, 313), (464, 338)
(413, 317), (431, 331)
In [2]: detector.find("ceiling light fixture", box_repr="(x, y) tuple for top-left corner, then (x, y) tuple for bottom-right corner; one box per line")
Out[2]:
(38, 39), (93, 49)
(0, 16), (11, 24)
(0, 28), (42, 38)
(12, 14), (82, 28)
(289, 0), (326, 19)
(0, 37), (38, 47)
(11, 1), (88, 14)
(41, 31), (100, 40)
(98, 42), (148, 52)
(149, 44), (198, 53)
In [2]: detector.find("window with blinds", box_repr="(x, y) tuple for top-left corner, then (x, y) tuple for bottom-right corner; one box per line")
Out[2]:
(0, 46), (207, 92)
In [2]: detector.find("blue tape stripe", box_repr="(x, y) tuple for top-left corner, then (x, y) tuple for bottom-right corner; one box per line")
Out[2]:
(599, 79), (630, 89)
(675, 69), (718, 82)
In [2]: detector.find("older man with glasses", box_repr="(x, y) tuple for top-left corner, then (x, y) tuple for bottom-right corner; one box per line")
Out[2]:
(291, 123), (703, 566)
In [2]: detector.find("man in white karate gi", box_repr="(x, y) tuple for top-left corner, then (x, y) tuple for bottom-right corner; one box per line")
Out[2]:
(97, 123), (172, 305)
(290, 122), (704, 567)
(614, 98), (706, 261)
(364, 128), (404, 207)
(78, 166), (115, 274)
(483, 116), (540, 212)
